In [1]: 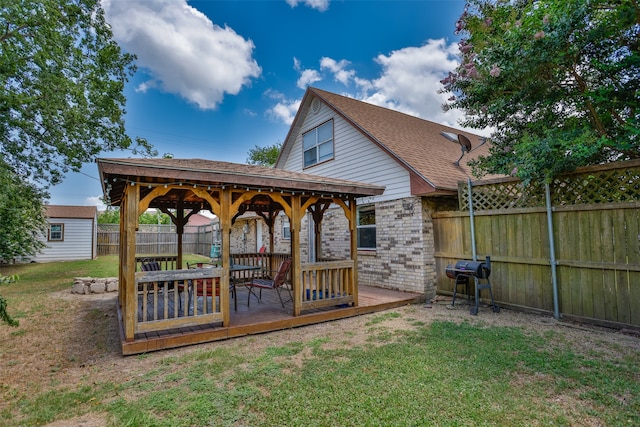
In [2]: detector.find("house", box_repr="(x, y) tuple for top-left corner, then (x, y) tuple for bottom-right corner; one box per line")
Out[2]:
(186, 212), (213, 229)
(274, 87), (490, 298)
(33, 205), (97, 262)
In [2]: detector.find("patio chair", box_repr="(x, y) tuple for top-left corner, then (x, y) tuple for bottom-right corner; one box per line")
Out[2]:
(245, 258), (293, 308)
(140, 259), (166, 291)
(140, 259), (161, 272)
(187, 262), (237, 311)
(139, 258), (186, 313)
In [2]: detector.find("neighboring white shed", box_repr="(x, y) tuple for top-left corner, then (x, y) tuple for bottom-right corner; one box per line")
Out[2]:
(33, 205), (97, 262)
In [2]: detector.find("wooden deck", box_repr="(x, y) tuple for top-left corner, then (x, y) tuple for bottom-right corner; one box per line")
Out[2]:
(118, 285), (423, 355)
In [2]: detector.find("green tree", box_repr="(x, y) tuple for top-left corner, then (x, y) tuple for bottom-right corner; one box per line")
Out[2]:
(98, 208), (171, 225)
(0, 163), (44, 327)
(441, 0), (639, 183)
(1, 0), (155, 188)
(139, 211), (171, 225)
(97, 208), (120, 224)
(1, 0), (155, 325)
(1, 1), (157, 237)
(0, 162), (47, 260)
(0, 273), (19, 327)
(246, 142), (282, 167)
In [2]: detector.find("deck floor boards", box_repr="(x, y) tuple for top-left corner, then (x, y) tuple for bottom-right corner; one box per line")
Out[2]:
(120, 285), (423, 355)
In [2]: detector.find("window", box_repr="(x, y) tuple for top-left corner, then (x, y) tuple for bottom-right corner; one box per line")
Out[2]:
(303, 120), (334, 167)
(48, 223), (64, 241)
(357, 206), (376, 250)
(282, 219), (291, 240)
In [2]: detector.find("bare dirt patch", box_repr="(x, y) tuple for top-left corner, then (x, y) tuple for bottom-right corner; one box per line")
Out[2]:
(1, 290), (638, 426)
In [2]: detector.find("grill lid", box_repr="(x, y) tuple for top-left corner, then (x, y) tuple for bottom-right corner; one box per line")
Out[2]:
(445, 258), (491, 279)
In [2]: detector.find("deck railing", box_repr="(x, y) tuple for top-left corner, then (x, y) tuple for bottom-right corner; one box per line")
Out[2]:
(134, 268), (224, 333)
(300, 260), (354, 309)
(131, 254), (352, 332)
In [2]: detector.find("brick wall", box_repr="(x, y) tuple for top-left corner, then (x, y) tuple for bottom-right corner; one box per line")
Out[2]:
(245, 196), (445, 297)
(318, 196), (439, 297)
(318, 209), (350, 260)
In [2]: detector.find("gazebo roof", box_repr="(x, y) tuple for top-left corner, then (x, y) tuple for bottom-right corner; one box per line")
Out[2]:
(97, 158), (384, 210)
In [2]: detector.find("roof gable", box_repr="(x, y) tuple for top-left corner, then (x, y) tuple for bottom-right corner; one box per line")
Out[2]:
(277, 87), (492, 194)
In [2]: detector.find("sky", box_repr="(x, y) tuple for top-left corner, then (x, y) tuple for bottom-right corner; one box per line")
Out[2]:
(48, 0), (468, 208)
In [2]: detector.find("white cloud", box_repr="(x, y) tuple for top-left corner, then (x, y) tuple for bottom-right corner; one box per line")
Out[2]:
(297, 69), (323, 89)
(272, 39), (475, 131)
(85, 196), (106, 210)
(267, 98), (302, 126)
(285, 0), (330, 12)
(135, 80), (158, 93)
(358, 39), (465, 127)
(354, 76), (373, 92)
(102, 0), (261, 110)
(264, 88), (286, 100)
(293, 57), (322, 89)
(333, 39), (467, 128)
(320, 57), (355, 85)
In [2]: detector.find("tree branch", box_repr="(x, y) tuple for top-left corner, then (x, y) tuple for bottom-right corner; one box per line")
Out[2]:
(569, 66), (608, 138)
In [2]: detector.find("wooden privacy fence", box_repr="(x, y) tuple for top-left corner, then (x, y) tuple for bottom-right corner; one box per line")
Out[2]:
(433, 159), (640, 330)
(98, 224), (214, 257)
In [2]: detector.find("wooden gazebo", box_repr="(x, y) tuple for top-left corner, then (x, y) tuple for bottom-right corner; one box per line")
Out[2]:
(97, 158), (385, 353)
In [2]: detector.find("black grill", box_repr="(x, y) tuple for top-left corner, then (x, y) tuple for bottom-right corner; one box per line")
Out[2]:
(446, 256), (499, 315)
(445, 259), (490, 280)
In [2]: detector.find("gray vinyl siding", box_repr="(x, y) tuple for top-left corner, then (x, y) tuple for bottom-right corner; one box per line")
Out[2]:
(33, 218), (96, 262)
(280, 102), (411, 203)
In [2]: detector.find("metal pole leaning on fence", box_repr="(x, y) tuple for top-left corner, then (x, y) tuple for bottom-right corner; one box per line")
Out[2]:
(467, 179), (478, 262)
(545, 183), (560, 320)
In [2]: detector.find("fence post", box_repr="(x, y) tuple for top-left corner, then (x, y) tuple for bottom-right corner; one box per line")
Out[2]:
(545, 183), (560, 320)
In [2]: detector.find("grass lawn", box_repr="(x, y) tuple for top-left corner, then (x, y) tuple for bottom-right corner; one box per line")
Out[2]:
(1, 257), (639, 426)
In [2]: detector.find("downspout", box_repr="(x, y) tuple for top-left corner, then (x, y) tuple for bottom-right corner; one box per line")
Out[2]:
(467, 179), (477, 261)
(545, 183), (561, 320)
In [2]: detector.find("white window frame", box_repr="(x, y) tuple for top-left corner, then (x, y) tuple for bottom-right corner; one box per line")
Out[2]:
(303, 119), (334, 168)
(282, 218), (291, 240)
(356, 205), (376, 250)
(48, 223), (64, 241)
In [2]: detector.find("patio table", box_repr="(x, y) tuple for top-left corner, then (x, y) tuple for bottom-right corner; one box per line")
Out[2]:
(186, 264), (260, 312)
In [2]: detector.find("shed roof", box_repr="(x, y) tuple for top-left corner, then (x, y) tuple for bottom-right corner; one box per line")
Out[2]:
(46, 205), (97, 219)
(278, 87), (492, 194)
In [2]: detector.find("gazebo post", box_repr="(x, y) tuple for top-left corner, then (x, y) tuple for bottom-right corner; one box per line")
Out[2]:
(348, 197), (359, 306)
(220, 188), (232, 326)
(122, 183), (139, 341)
(118, 206), (125, 310)
(291, 194), (302, 316)
(176, 203), (184, 269)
